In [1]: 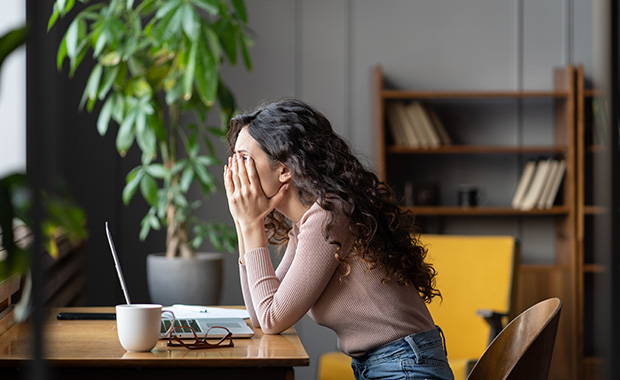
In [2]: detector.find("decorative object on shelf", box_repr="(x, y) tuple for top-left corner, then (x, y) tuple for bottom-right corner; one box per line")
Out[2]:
(48, 0), (253, 304)
(404, 181), (439, 207)
(457, 184), (484, 208)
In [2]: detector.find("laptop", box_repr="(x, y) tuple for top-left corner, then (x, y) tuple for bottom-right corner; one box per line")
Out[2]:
(105, 222), (254, 339)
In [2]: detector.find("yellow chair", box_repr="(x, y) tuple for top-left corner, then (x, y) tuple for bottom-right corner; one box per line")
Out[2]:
(317, 351), (355, 380)
(317, 234), (518, 380)
(422, 234), (518, 380)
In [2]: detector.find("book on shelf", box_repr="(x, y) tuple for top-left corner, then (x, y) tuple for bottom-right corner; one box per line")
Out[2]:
(511, 160), (537, 209)
(406, 102), (440, 148)
(512, 158), (566, 210)
(519, 158), (552, 211)
(541, 159), (566, 209)
(386, 100), (452, 148)
(537, 160), (560, 209)
(396, 102), (423, 147)
(424, 104), (452, 145)
(386, 102), (411, 146)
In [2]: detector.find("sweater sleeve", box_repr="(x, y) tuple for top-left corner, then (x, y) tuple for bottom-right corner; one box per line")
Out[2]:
(239, 261), (260, 328)
(243, 204), (342, 334)
(239, 224), (299, 329)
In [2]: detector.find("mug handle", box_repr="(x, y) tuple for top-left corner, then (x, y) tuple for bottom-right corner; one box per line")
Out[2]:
(161, 310), (176, 336)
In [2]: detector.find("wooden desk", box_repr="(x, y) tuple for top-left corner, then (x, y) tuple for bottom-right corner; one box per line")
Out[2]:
(0, 307), (309, 380)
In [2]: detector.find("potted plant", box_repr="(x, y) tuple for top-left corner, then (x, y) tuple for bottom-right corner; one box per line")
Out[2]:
(48, 0), (253, 305)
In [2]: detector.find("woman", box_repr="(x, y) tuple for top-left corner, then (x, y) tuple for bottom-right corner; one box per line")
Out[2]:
(223, 99), (454, 380)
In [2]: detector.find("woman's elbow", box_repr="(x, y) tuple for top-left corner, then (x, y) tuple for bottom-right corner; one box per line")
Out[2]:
(260, 323), (287, 335)
(258, 318), (289, 334)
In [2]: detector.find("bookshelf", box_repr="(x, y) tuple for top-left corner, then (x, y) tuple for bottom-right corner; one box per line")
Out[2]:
(575, 64), (607, 380)
(373, 64), (578, 380)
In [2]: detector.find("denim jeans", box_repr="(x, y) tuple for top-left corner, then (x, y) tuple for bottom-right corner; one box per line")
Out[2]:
(351, 326), (454, 380)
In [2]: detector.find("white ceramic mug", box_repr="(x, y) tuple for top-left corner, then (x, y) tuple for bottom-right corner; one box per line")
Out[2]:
(116, 304), (175, 352)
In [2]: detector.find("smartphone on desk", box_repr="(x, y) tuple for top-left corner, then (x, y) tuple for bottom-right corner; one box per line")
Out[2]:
(57, 312), (116, 320)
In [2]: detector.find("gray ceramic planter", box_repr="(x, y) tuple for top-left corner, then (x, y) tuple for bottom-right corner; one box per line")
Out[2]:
(146, 252), (223, 306)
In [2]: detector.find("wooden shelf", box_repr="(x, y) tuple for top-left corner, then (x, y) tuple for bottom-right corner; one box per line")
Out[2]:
(388, 145), (567, 154)
(584, 205), (607, 215)
(381, 89), (570, 99)
(406, 206), (569, 216)
(583, 264), (606, 273)
(584, 89), (604, 97)
(587, 145), (606, 153)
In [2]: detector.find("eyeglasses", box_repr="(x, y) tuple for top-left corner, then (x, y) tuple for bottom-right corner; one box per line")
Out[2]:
(167, 326), (235, 350)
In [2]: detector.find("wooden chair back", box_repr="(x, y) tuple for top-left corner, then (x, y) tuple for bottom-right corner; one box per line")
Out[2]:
(467, 297), (562, 380)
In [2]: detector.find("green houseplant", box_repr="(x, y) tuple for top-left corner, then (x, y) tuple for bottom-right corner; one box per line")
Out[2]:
(48, 0), (253, 304)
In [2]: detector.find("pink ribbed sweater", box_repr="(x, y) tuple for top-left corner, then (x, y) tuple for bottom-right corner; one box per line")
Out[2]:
(239, 202), (435, 356)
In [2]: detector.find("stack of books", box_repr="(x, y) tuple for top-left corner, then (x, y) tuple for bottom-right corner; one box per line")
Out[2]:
(386, 101), (451, 148)
(511, 158), (566, 210)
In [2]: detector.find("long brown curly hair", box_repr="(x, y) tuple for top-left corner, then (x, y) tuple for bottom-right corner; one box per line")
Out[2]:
(227, 99), (440, 303)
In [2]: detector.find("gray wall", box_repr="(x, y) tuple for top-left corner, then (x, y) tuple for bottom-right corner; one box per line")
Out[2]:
(26, 2), (595, 380)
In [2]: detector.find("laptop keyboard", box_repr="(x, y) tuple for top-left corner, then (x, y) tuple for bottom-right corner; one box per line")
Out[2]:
(161, 319), (203, 334)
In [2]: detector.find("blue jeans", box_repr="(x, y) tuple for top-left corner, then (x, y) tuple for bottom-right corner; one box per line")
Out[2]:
(351, 326), (454, 380)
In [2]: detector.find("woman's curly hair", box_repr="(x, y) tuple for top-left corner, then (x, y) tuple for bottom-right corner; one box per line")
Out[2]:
(227, 99), (440, 303)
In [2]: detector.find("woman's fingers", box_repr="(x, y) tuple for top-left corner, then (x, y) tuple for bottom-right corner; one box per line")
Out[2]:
(223, 157), (234, 194)
(235, 153), (251, 188)
(231, 155), (242, 190)
(245, 155), (260, 186)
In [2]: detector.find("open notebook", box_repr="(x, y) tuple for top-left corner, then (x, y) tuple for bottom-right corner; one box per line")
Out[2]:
(105, 222), (254, 338)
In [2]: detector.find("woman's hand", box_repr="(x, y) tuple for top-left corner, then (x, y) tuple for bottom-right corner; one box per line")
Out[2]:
(223, 154), (288, 252)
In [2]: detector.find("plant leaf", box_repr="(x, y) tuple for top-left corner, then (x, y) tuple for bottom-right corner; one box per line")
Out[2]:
(111, 92), (125, 123)
(231, 0), (247, 23)
(140, 174), (158, 206)
(123, 167), (144, 205)
(65, 17), (80, 61)
(153, 4), (183, 44)
(195, 39), (217, 106)
(215, 19), (237, 65)
(98, 65), (119, 100)
(57, 0), (67, 16)
(192, 0), (219, 15)
(136, 121), (157, 158)
(85, 63), (103, 104)
(180, 166), (193, 192)
(116, 107), (137, 156)
(146, 164), (169, 179)
(154, 0), (182, 19)
(196, 155), (219, 166)
(147, 113), (167, 142)
(139, 215), (151, 241)
(194, 162), (215, 194)
(181, 4), (200, 41)
(165, 79), (184, 105)
(48, 3), (60, 31)
(56, 34), (68, 70)
(240, 33), (252, 71)
(93, 25), (109, 57)
(69, 28), (89, 77)
(97, 95), (115, 136)
(183, 39), (197, 100)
